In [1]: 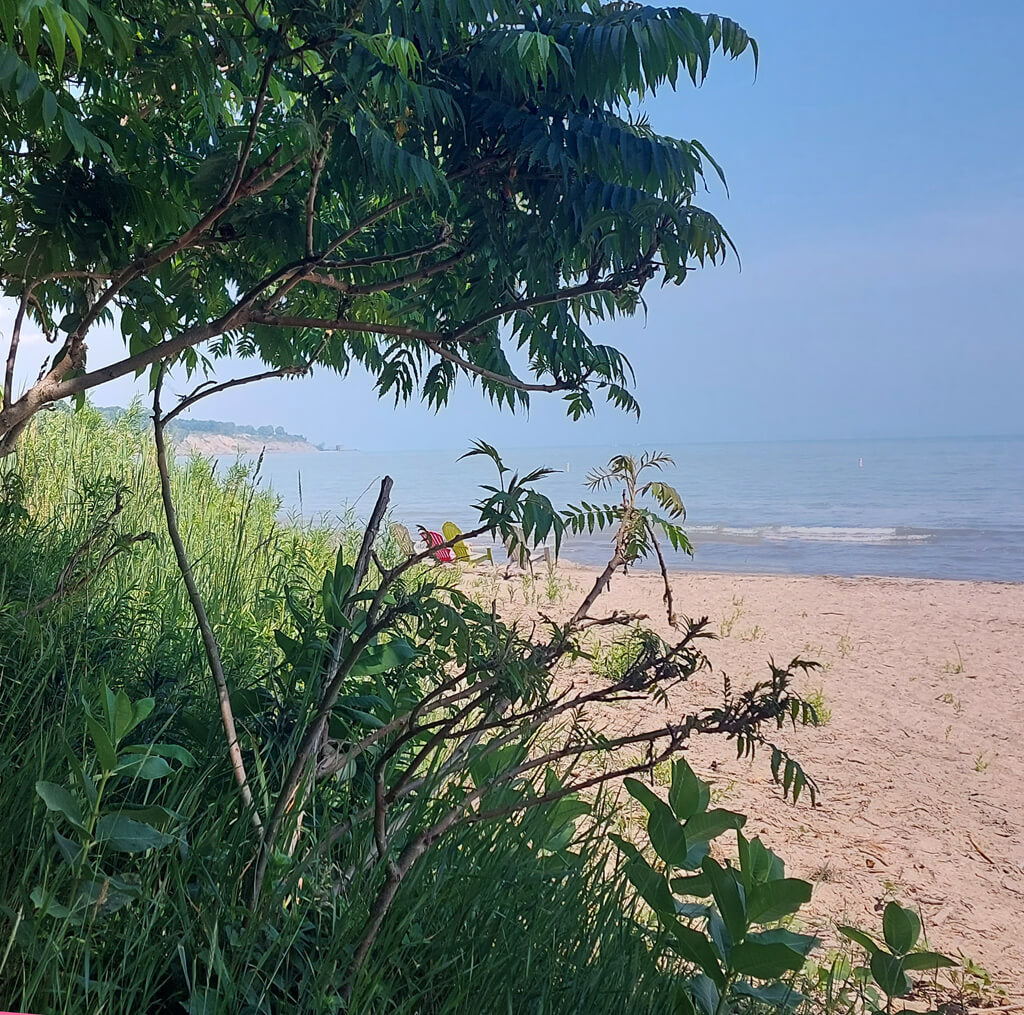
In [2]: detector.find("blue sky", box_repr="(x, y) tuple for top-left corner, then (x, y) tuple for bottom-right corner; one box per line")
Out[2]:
(10, 1), (1024, 449)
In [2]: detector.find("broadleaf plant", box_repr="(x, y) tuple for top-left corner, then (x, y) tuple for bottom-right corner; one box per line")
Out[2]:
(612, 757), (818, 1013)
(32, 684), (194, 923)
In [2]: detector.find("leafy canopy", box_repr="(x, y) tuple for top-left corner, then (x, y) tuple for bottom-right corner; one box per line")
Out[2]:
(1, 0), (756, 448)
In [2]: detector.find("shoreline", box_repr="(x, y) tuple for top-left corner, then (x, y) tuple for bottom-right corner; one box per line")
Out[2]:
(487, 563), (1024, 993)
(551, 560), (1024, 587)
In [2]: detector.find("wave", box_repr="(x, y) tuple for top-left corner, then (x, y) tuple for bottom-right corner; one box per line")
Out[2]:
(687, 525), (936, 546)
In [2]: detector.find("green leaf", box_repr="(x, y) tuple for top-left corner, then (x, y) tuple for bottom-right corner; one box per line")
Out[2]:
(41, 87), (57, 126)
(350, 638), (416, 675)
(686, 975), (720, 1015)
(882, 901), (920, 955)
(610, 835), (676, 916)
(113, 754), (173, 780)
(623, 779), (688, 864)
(122, 743), (196, 767)
(902, 949), (957, 971)
(730, 940), (806, 979)
(731, 980), (806, 1010)
(737, 834), (784, 887)
(837, 924), (880, 955)
(35, 781), (84, 830)
(668, 758), (703, 819)
(746, 878), (812, 925)
(869, 951), (912, 998)
(683, 808), (746, 846)
(667, 920), (725, 988)
(112, 689), (134, 741)
(95, 814), (175, 853)
(749, 928), (819, 958)
(59, 105), (85, 152)
(130, 697), (156, 730)
(702, 857), (747, 944)
(670, 872), (712, 898)
(54, 828), (84, 865)
(40, 3), (65, 72)
(30, 886), (70, 919)
(85, 713), (117, 772)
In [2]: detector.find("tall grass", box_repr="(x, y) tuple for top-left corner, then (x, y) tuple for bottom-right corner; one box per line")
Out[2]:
(0, 406), (678, 1014)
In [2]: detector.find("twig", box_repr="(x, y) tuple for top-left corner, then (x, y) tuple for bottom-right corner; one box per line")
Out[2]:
(968, 833), (998, 867)
(646, 518), (678, 627)
(252, 478), (394, 903)
(152, 370), (263, 833)
(2, 292), (29, 408)
(305, 133), (330, 257)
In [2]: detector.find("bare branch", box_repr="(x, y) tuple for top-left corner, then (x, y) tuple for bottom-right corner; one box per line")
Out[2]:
(223, 46), (279, 204)
(247, 310), (447, 345)
(318, 235), (454, 273)
(161, 332), (331, 428)
(424, 339), (579, 394)
(320, 158), (501, 261)
(152, 370), (263, 833)
(305, 135), (330, 257)
(307, 249), (470, 297)
(253, 478), (395, 903)
(448, 276), (625, 342)
(646, 518), (679, 628)
(3, 292), (29, 409)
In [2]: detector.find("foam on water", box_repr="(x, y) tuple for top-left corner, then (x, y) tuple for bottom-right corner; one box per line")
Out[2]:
(688, 524), (936, 545)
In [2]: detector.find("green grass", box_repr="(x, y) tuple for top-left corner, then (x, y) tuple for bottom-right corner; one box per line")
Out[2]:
(0, 406), (679, 1015)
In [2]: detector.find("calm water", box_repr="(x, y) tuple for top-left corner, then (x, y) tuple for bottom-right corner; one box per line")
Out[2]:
(218, 437), (1024, 582)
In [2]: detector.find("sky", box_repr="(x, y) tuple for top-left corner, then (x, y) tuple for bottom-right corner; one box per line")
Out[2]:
(6, 0), (1023, 450)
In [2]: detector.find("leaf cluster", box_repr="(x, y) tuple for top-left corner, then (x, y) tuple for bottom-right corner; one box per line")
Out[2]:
(613, 758), (817, 1012)
(2, 0), (758, 443)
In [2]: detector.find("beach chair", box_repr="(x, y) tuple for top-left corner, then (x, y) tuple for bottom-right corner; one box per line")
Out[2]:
(417, 526), (456, 563)
(389, 522), (416, 558)
(442, 521), (494, 566)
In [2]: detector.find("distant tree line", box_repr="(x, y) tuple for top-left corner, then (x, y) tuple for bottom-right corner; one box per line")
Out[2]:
(95, 406), (308, 443)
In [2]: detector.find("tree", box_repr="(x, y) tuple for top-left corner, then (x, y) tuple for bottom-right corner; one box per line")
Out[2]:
(1, 0), (755, 454)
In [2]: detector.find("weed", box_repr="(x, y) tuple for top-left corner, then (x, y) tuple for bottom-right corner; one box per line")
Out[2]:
(936, 692), (964, 716)
(837, 630), (854, 658)
(708, 777), (737, 805)
(804, 686), (833, 725)
(718, 596), (744, 637)
(943, 642), (966, 674)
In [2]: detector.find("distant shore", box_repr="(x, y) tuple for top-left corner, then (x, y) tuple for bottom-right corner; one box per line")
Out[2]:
(491, 563), (1024, 992)
(173, 432), (319, 455)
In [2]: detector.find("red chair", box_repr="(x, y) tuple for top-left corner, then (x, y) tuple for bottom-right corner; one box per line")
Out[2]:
(417, 526), (456, 563)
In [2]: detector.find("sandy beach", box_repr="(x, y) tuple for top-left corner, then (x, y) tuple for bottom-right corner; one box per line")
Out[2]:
(484, 565), (1024, 995)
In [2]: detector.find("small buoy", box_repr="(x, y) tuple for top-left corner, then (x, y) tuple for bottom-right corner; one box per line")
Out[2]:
(859, 457), (864, 468)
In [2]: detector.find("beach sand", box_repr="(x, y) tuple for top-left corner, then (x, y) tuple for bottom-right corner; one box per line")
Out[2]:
(482, 565), (1024, 994)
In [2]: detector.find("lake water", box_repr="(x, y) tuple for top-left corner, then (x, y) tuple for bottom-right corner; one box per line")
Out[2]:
(216, 437), (1024, 582)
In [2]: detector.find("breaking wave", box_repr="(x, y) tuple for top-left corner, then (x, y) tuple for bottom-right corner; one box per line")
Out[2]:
(687, 525), (936, 546)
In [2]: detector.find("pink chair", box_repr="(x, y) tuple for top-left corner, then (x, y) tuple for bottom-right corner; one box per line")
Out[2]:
(417, 526), (456, 563)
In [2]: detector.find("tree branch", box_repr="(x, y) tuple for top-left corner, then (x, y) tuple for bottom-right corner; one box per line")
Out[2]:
(448, 276), (625, 342)
(306, 249), (470, 297)
(252, 478), (394, 904)
(161, 333), (331, 428)
(3, 292), (29, 409)
(423, 339), (579, 393)
(152, 370), (263, 833)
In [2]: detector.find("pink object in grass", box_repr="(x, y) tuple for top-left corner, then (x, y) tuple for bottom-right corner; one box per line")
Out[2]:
(419, 528), (455, 563)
